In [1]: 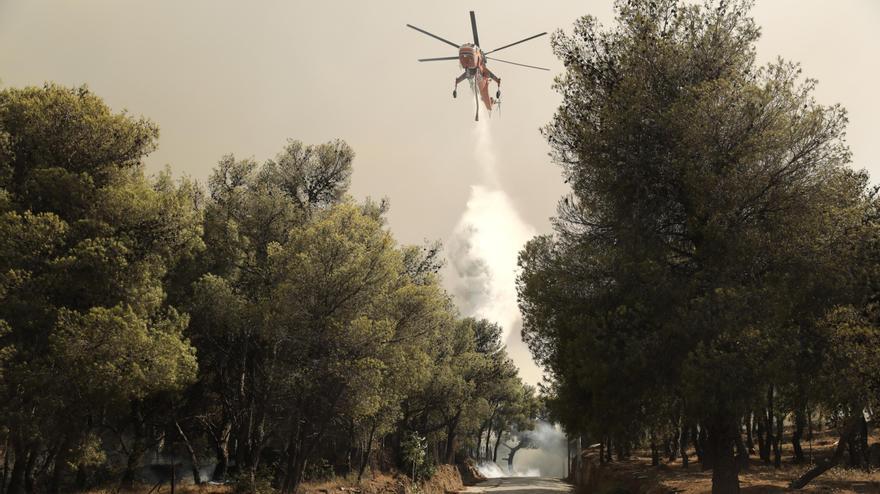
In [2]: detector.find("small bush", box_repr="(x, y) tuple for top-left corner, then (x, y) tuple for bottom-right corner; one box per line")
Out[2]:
(304, 458), (335, 481)
(600, 487), (631, 494)
(401, 432), (434, 481)
(231, 467), (276, 494)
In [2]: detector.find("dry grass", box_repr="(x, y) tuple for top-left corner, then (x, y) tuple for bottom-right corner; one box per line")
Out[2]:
(655, 461), (880, 493)
(299, 472), (403, 494)
(84, 485), (231, 494)
(84, 465), (463, 494)
(591, 429), (880, 493)
(299, 465), (464, 494)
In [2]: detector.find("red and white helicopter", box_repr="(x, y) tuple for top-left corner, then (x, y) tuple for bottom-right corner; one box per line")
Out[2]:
(407, 11), (548, 121)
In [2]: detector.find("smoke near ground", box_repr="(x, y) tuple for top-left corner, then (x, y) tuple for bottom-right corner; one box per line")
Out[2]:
(476, 462), (539, 478)
(510, 422), (568, 478)
(476, 421), (567, 478)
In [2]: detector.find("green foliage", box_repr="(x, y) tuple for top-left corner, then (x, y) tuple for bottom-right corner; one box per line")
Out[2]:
(401, 432), (433, 480)
(181, 127), (529, 494)
(303, 459), (335, 482)
(51, 305), (196, 402)
(0, 83), (201, 493)
(0, 84), (159, 215)
(520, 0), (880, 489)
(0, 82), (533, 494)
(231, 466), (277, 494)
(813, 306), (880, 414)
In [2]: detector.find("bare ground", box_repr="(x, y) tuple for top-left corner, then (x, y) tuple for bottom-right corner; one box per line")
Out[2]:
(588, 429), (880, 493)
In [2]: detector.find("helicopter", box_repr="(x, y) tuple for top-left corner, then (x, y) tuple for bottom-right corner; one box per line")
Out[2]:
(407, 11), (549, 121)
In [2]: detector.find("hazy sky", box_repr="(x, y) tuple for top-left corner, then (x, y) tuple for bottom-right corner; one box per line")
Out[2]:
(2, 0), (879, 385)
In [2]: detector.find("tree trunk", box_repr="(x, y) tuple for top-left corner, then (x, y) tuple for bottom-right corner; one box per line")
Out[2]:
(357, 423), (376, 482)
(285, 452), (308, 494)
(22, 449), (35, 494)
(680, 426), (690, 469)
(790, 416), (860, 489)
(773, 413), (783, 468)
(48, 436), (71, 494)
(792, 408), (805, 464)
(122, 402), (148, 489)
(121, 436), (146, 488)
(708, 421), (740, 494)
(692, 425), (703, 464)
(75, 464), (87, 491)
(211, 421), (231, 482)
(699, 426), (712, 470)
(604, 437), (612, 463)
(445, 411), (461, 465)
(615, 439), (625, 461)
(2, 436), (10, 494)
(6, 444), (26, 494)
(807, 409), (814, 464)
(766, 419), (775, 465)
(757, 415), (769, 463)
(175, 422), (202, 485)
(212, 443), (229, 481)
(435, 436), (442, 465)
(484, 408), (499, 461)
(669, 427), (679, 462)
(281, 415), (315, 494)
(858, 415), (869, 470)
(764, 387), (779, 468)
(846, 436), (858, 467)
(492, 430), (503, 462)
(745, 414), (754, 455)
(843, 415), (869, 469)
(234, 416), (249, 476)
(484, 421), (493, 461)
(281, 431), (305, 494)
(734, 433), (749, 470)
(506, 445), (522, 473)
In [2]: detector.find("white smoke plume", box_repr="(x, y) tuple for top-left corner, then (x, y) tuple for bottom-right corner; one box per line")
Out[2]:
(510, 421), (568, 478)
(475, 462), (540, 479)
(447, 124), (570, 479)
(475, 422), (568, 478)
(448, 120), (536, 343)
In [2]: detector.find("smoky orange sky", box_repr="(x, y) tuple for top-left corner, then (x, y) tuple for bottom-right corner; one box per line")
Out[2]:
(3, 0), (879, 386)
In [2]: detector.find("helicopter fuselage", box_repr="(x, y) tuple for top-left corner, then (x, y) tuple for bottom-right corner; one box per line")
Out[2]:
(458, 43), (481, 69)
(457, 43), (499, 112)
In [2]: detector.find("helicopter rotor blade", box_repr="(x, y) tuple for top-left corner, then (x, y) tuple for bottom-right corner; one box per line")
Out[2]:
(406, 24), (460, 49)
(485, 32), (547, 55)
(469, 11), (480, 47)
(486, 56), (550, 71)
(418, 56), (460, 62)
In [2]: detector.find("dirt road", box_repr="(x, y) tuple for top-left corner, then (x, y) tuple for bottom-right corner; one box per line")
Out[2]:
(467, 477), (573, 494)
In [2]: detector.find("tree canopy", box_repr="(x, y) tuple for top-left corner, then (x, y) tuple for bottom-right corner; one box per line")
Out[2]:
(0, 83), (538, 494)
(519, 1), (880, 492)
